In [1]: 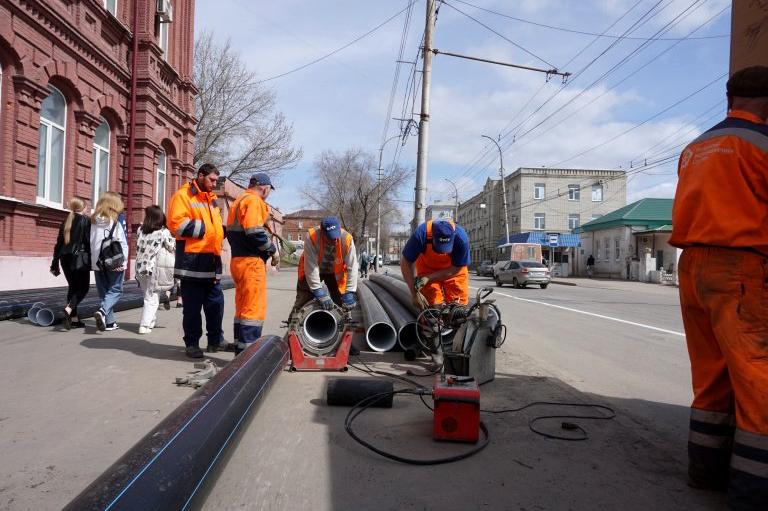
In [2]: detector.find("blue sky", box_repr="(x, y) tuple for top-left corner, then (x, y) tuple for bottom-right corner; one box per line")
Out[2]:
(195, 0), (731, 219)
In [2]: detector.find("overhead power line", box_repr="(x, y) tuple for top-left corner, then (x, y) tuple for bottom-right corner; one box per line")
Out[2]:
(450, 0), (729, 41)
(258, 1), (418, 83)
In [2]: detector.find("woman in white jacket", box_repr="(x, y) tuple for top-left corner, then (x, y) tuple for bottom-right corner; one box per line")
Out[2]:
(90, 192), (129, 331)
(135, 205), (176, 334)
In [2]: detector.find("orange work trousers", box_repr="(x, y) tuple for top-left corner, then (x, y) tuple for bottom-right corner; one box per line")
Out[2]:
(230, 256), (267, 349)
(420, 269), (469, 305)
(678, 246), (768, 509)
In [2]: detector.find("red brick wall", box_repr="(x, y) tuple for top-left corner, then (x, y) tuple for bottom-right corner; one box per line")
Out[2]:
(0, 0), (196, 260)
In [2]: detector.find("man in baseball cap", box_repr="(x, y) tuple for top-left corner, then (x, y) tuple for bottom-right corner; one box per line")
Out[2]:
(670, 65), (768, 509)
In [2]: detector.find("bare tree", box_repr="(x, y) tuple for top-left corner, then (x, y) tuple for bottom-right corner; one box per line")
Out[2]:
(194, 31), (302, 182)
(302, 149), (409, 247)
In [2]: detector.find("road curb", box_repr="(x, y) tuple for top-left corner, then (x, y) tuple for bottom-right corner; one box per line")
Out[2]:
(550, 280), (577, 286)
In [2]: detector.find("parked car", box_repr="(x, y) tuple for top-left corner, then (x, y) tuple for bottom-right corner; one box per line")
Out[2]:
(496, 260), (551, 289)
(476, 260), (495, 276)
(491, 260), (508, 279)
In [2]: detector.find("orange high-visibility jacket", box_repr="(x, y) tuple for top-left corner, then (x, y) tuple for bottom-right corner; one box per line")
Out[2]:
(298, 227), (357, 293)
(415, 219), (469, 277)
(167, 181), (225, 281)
(226, 189), (272, 258)
(670, 110), (768, 255)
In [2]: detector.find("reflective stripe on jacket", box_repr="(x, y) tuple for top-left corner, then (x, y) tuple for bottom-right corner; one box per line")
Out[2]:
(167, 181), (224, 281)
(298, 227), (358, 293)
(670, 110), (768, 255)
(226, 189), (272, 258)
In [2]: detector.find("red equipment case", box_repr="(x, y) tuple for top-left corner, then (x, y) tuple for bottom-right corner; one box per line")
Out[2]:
(287, 329), (353, 371)
(432, 375), (481, 443)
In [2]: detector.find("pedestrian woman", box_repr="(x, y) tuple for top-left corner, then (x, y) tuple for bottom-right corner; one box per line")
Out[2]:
(50, 197), (92, 330)
(135, 205), (175, 334)
(90, 191), (128, 331)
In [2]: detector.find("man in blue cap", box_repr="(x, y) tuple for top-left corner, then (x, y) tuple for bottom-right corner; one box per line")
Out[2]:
(401, 218), (470, 309)
(293, 216), (359, 313)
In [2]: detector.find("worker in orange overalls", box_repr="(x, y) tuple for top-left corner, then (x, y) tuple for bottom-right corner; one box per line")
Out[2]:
(292, 217), (358, 313)
(400, 219), (470, 309)
(226, 173), (276, 354)
(167, 163), (226, 359)
(669, 65), (768, 509)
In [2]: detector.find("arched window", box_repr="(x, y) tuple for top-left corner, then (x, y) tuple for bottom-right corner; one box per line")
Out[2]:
(92, 118), (110, 205)
(156, 150), (167, 211)
(37, 86), (66, 206)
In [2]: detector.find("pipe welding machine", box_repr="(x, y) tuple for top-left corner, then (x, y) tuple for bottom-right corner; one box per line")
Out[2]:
(285, 302), (355, 371)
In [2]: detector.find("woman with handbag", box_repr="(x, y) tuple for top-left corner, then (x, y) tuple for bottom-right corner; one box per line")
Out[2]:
(50, 197), (92, 330)
(90, 191), (128, 331)
(135, 205), (175, 334)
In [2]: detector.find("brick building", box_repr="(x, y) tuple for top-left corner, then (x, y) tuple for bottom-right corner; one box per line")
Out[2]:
(0, 0), (197, 290)
(282, 209), (328, 243)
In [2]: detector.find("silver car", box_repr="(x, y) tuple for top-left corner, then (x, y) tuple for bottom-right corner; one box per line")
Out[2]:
(496, 260), (551, 289)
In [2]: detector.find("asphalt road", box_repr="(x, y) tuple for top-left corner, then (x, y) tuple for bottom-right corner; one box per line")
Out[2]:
(468, 274), (692, 447)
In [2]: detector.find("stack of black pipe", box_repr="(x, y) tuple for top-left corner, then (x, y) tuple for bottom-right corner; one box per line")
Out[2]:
(0, 277), (235, 325)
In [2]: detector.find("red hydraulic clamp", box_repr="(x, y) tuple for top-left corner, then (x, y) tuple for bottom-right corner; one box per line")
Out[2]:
(288, 329), (354, 371)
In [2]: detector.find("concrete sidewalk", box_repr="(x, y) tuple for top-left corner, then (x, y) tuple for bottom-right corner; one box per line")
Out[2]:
(552, 276), (679, 293)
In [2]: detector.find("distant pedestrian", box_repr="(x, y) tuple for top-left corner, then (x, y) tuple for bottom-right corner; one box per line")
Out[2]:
(50, 197), (91, 330)
(90, 191), (128, 331)
(359, 252), (369, 278)
(135, 205), (175, 334)
(586, 254), (595, 278)
(167, 163), (226, 358)
(670, 66), (768, 508)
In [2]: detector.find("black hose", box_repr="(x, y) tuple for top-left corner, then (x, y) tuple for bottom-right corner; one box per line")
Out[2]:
(62, 335), (289, 511)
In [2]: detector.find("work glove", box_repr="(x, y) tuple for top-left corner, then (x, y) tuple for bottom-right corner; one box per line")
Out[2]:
(270, 245), (280, 267)
(259, 243), (277, 263)
(312, 288), (334, 311)
(414, 276), (429, 292)
(341, 291), (357, 310)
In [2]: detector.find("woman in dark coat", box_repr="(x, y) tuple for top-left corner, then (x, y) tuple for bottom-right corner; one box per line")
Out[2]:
(50, 197), (92, 329)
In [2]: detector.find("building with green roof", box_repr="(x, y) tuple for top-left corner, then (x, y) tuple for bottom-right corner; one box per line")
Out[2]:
(574, 198), (676, 280)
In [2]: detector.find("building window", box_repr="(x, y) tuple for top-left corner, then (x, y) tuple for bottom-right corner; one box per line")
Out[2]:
(92, 118), (110, 206)
(37, 85), (67, 206)
(568, 214), (580, 230)
(534, 183), (545, 200)
(158, 18), (170, 60)
(156, 150), (167, 211)
(592, 184), (603, 202)
(615, 238), (621, 260)
(596, 239), (600, 259)
(603, 238), (610, 260)
(568, 185), (580, 201)
(534, 213), (545, 230)
(104, 0), (117, 15)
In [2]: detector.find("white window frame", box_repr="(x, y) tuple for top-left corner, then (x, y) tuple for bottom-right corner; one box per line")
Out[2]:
(568, 214), (580, 230)
(614, 238), (621, 261)
(92, 117), (110, 206)
(37, 85), (67, 207)
(592, 184), (603, 202)
(156, 150), (167, 211)
(158, 18), (169, 60)
(104, 0), (117, 16)
(534, 183), (545, 200)
(596, 239), (601, 259)
(603, 238), (610, 260)
(534, 213), (545, 230)
(568, 184), (580, 201)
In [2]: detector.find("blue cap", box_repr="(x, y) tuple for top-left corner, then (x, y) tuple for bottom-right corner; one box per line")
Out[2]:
(431, 220), (455, 253)
(250, 172), (274, 190)
(321, 217), (342, 240)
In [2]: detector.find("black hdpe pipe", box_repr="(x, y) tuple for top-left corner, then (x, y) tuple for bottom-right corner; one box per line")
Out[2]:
(357, 282), (397, 352)
(63, 334), (289, 511)
(368, 274), (419, 316)
(366, 281), (419, 351)
(2, 278), (235, 323)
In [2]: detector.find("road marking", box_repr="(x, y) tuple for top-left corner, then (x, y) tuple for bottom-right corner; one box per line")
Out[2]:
(469, 285), (686, 337)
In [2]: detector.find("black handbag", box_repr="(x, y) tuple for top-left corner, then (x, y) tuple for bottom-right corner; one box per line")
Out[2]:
(71, 247), (91, 272)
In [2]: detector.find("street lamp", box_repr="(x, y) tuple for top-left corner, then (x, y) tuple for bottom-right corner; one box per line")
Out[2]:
(376, 135), (401, 272)
(443, 177), (459, 219)
(481, 134), (510, 254)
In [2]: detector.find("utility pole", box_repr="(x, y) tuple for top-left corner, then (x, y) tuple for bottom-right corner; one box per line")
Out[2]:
(376, 135), (400, 272)
(481, 135), (509, 254)
(412, 0), (436, 231)
(444, 178), (458, 219)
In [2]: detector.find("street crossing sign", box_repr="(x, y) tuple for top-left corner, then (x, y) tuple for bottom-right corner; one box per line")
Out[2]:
(547, 233), (559, 247)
